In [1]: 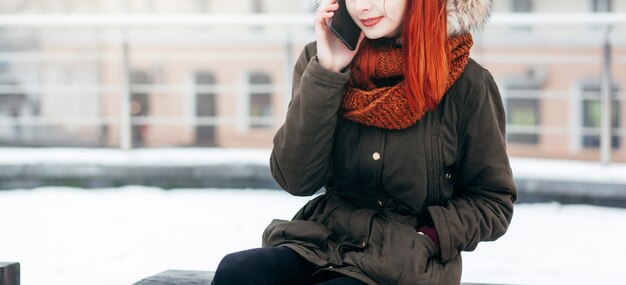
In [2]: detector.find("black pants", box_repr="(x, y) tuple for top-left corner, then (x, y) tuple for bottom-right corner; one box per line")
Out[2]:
(212, 247), (367, 285)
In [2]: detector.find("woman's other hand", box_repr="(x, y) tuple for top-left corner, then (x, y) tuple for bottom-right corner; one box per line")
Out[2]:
(314, 0), (365, 72)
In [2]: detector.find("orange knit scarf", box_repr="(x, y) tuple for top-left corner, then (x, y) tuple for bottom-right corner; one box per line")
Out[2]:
(340, 34), (473, 130)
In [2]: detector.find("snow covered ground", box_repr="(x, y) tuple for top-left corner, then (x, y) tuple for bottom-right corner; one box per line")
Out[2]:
(1, 187), (625, 285)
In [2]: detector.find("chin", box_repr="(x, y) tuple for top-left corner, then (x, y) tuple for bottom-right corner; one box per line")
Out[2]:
(362, 30), (387, 40)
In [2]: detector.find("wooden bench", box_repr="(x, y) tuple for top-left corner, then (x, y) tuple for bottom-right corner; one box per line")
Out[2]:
(133, 270), (505, 285)
(0, 262), (20, 285)
(133, 270), (214, 285)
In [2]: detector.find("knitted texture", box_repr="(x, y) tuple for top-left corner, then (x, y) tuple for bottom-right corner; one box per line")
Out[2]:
(341, 34), (474, 130)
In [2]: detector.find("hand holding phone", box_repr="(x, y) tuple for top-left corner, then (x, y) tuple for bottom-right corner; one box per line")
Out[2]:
(328, 0), (362, 51)
(314, 0), (364, 72)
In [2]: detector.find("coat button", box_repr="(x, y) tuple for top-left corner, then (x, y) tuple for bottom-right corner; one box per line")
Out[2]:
(445, 172), (452, 179)
(372, 152), (381, 160)
(377, 200), (383, 207)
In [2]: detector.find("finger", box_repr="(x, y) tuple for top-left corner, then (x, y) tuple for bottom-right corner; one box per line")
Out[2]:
(319, 2), (339, 13)
(314, 2), (339, 31)
(314, 11), (335, 28)
(315, 11), (335, 20)
(323, 11), (335, 25)
(315, 1), (339, 24)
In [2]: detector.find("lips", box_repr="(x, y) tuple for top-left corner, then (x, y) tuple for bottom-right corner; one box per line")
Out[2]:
(361, 16), (383, 27)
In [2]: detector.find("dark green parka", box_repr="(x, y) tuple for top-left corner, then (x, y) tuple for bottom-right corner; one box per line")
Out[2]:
(262, 41), (517, 284)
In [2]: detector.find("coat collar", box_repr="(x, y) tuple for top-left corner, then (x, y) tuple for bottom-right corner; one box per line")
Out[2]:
(447, 0), (495, 36)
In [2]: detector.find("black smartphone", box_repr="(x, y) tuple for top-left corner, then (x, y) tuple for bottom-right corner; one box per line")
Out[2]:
(328, 0), (361, 51)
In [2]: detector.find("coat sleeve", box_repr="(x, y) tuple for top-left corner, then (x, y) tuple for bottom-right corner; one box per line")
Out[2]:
(270, 43), (351, 196)
(427, 72), (517, 262)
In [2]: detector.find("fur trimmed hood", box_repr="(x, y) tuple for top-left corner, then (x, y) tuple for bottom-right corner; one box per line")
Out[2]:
(447, 0), (495, 35)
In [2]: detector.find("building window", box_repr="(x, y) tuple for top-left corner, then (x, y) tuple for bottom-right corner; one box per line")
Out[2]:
(133, 0), (155, 13)
(0, 79), (28, 143)
(512, 0), (532, 12)
(250, 0), (264, 30)
(194, 72), (217, 146)
(506, 96), (540, 144)
(195, 0), (210, 13)
(252, 0), (263, 13)
(248, 72), (272, 128)
(511, 0), (533, 32)
(503, 67), (546, 145)
(130, 71), (152, 147)
(592, 0), (612, 12)
(580, 85), (621, 149)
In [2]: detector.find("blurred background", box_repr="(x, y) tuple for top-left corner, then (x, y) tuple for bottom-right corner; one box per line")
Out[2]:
(1, 1), (625, 285)
(0, 0), (623, 161)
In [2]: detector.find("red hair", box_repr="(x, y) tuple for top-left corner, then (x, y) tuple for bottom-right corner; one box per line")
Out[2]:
(352, 0), (449, 113)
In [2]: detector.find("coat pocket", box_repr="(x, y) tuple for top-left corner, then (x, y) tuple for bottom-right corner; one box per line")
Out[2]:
(357, 217), (443, 284)
(262, 219), (333, 249)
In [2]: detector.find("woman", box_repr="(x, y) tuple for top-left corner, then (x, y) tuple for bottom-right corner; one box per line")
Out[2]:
(213, 0), (516, 284)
